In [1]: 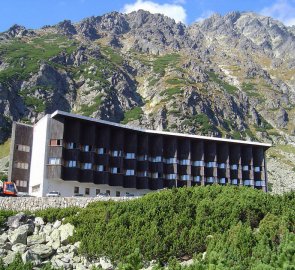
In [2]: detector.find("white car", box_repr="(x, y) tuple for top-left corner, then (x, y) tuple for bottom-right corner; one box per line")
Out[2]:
(46, 191), (61, 197)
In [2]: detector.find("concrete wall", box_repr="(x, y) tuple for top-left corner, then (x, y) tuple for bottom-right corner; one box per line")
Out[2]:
(0, 196), (135, 211)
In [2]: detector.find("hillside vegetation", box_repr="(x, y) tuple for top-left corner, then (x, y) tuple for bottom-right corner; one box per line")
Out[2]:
(8, 186), (288, 269)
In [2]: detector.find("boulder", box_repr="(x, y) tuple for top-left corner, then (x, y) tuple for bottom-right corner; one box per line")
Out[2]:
(34, 217), (45, 226)
(30, 244), (54, 259)
(19, 223), (35, 235)
(12, 243), (27, 253)
(3, 251), (17, 265)
(0, 233), (8, 245)
(8, 226), (28, 245)
(53, 220), (62, 229)
(99, 257), (113, 270)
(0, 248), (7, 257)
(48, 229), (61, 249)
(27, 233), (46, 246)
(1, 242), (12, 250)
(59, 223), (74, 245)
(22, 250), (40, 264)
(7, 213), (27, 229)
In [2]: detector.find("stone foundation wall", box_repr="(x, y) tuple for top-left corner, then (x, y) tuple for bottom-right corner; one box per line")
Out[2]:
(0, 197), (134, 211)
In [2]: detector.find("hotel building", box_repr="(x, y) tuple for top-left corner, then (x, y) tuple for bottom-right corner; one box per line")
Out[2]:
(8, 110), (271, 197)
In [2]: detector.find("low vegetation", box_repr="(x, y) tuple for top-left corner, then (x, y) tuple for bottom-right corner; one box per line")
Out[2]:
(79, 94), (103, 117)
(2, 186), (293, 269)
(0, 139), (10, 159)
(208, 72), (238, 95)
(153, 54), (181, 76)
(182, 114), (216, 134)
(121, 107), (143, 124)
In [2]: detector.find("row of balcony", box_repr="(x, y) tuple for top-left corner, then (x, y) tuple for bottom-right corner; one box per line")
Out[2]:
(48, 157), (263, 172)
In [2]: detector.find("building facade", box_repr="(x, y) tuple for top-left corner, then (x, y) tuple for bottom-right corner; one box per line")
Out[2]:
(9, 111), (271, 197)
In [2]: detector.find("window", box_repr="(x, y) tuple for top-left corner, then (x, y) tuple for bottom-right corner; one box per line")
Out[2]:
(85, 188), (90, 195)
(125, 153), (136, 159)
(106, 190), (110, 195)
(151, 172), (159, 179)
(164, 158), (177, 164)
(15, 180), (27, 187)
(206, 177), (215, 183)
(179, 159), (190, 166)
(82, 163), (92, 170)
(180, 175), (190, 181)
(50, 139), (62, 146)
(67, 142), (77, 149)
(97, 148), (106, 155)
(96, 189), (100, 195)
(255, 181), (265, 187)
(74, 187), (79, 194)
(110, 167), (120, 174)
(82, 145), (92, 152)
(116, 191), (120, 197)
(193, 176), (201, 182)
(242, 165), (249, 171)
(48, 158), (61, 165)
(32, 184), (40, 193)
(150, 156), (162, 162)
(254, 166), (261, 172)
(125, 169), (135, 176)
(97, 165), (105, 172)
(218, 163), (226, 169)
(166, 174), (177, 180)
(14, 162), (29, 169)
(219, 178), (226, 184)
(16, 144), (30, 152)
(192, 160), (204, 167)
(230, 164), (238, 170)
(67, 160), (77, 168)
(111, 150), (123, 157)
(137, 171), (148, 177)
(231, 179), (238, 185)
(138, 155), (148, 161)
(243, 180), (253, 186)
(206, 162), (217, 168)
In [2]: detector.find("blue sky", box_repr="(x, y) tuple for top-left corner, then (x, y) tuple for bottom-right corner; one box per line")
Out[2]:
(1, 0), (295, 32)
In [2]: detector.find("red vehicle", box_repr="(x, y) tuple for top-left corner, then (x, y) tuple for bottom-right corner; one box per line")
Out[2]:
(0, 181), (18, 197)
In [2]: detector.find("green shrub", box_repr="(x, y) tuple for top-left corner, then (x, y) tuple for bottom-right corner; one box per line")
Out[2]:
(121, 107), (143, 124)
(160, 87), (183, 98)
(79, 94), (103, 117)
(208, 72), (238, 95)
(153, 54), (181, 75)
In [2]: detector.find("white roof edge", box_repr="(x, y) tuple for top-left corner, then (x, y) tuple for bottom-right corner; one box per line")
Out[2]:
(50, 110), (272, 148)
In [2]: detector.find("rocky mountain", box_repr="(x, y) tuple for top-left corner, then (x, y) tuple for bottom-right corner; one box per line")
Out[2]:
(0, 10), (295, 192)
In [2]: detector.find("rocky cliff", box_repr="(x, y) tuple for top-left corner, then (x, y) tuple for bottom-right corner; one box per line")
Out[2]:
(1, 10), (295, 192)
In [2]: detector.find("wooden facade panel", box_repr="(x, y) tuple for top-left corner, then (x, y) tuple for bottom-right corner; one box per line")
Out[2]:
(178, 138), (191, 159)
(163, 136), (177, 157)
(204, 142), (216, 162)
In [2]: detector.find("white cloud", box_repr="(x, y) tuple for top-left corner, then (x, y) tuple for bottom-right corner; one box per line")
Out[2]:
(195, 10), (214, 22)
(261, 0), (295, 26)
(122, 0), (187, 23)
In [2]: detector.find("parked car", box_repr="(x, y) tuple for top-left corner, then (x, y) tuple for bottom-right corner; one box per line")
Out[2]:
(46, 191), (61, 197)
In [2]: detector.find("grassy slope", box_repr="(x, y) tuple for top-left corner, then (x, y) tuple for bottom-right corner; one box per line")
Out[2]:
(0, 139), (10, 159)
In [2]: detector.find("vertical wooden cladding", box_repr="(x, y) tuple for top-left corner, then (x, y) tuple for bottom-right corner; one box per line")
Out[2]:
(11, 123), (33, 193)
(49, 118), (64, 140)
(229, 144), (241, 164)
(191, 140), (204, 161)
(241, 146), (253, 165)
(217, 143), (229, 179)
(64, 118), (80, 143)
(149, 134), (164, 190)
(80, 121), (96, 145)
(124, 131), (137, 188)
(204, 141), (217, 177)
(109, 127), (124, 186)
(136, 133), (149, 189)
(253, 147), (264, 167)
(163, 136), (177, 157)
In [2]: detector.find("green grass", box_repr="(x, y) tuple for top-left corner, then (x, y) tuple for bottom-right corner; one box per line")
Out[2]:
(121, 107), (143, 124)
(79, 94), (103, 117)
(147, 77), (159, 87)
(0, 34), (78, 84)
(181, 114), (216, 134)
(0, 139), (11, 159)
(160, 87), (183, 99)
(153, 54), (181, 75)
(100, 46), (124, 65)
(208, 71), (238, 95)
